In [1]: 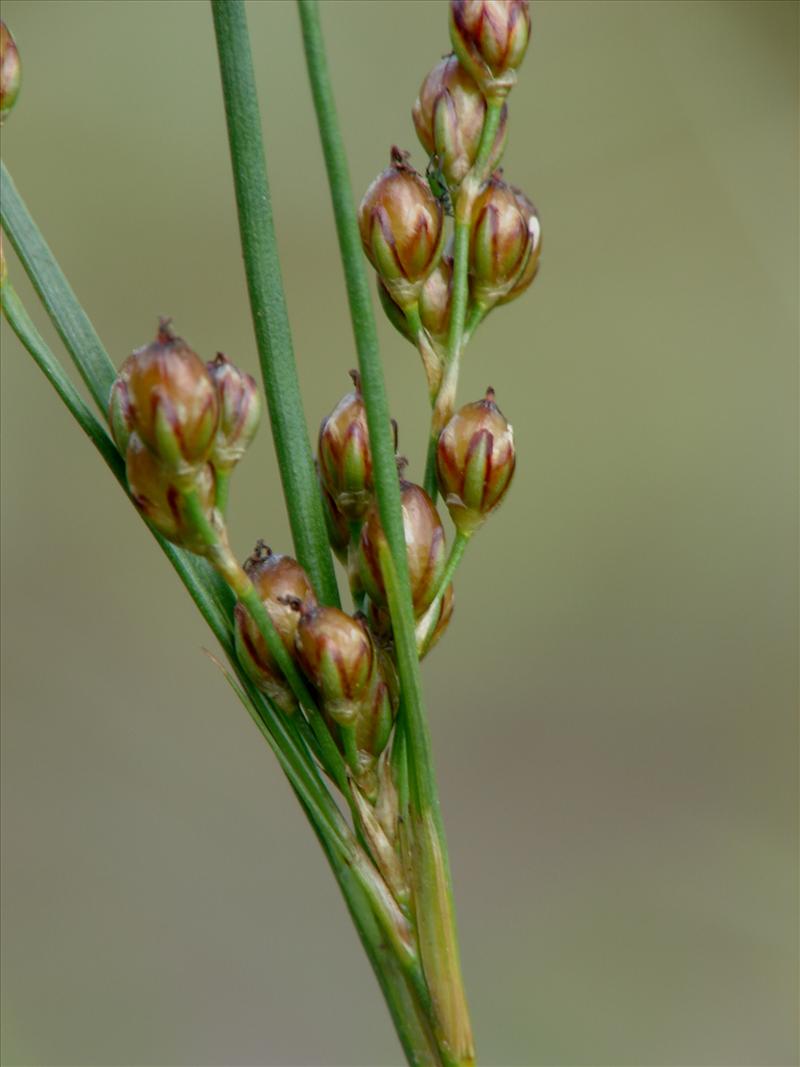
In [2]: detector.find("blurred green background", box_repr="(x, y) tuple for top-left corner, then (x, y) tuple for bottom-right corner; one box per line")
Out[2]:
(1, 1), (797, 1064)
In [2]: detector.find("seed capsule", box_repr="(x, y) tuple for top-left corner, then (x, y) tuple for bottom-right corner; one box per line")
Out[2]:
(108, 364), (135, 455)
(318, 371), (373, 522)
(437, 387), (515, 535)
(206, 353), (261, 472)
(449, 0), (531, 101)
(0, 22), (21, 122)
(233, 543), (315, 716)
(123, 319), (219, 473)
(498, 186), (541, 305)
(125, 432), (215, 553)
(379, 255), (453, 355)
(418, 254), (454, 348)
(413, 55), (507, 189)
(359, 147), (445, 311)
(294, 604), (377, 728)
(359, 480), (446, 618)
(469, 173), (532, 308)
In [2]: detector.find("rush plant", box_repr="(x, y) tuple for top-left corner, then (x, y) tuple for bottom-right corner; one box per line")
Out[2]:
(0, 2), (539, 1063)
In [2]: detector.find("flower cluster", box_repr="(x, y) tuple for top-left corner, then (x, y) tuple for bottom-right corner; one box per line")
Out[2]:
(104, 0), (534, 908)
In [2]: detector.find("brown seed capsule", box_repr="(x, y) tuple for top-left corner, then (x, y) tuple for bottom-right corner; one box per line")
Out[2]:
(233, 543), (316, 716)
(469, 173), (532, 308)
(498, 186), (541, 305)
(359, 147), (445, 311)
(318, 371), (373, 522)
(0, 22), (21, 122)
(206, 353), (261, 472)
(124, 319), (219, 473)
(437, 387), (516, 535)
(294, 604), (377, 727)
(359, 480), (447, 618)
(449, 0), (531, 101)
(413, 55), (507, 190)
(125, 432), (215, 553)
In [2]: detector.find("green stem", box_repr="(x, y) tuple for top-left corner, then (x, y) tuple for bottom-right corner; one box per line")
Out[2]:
(214, 468), (231, 515)
(462, 303), (487, 347)
(298, 4), (474, 1059)
(211, 0), (339, 610)
(446, 101), (504, 372)
(425, 101), (505, 509)
(404, 302), (442, 400)
(415, 531), (470, 657)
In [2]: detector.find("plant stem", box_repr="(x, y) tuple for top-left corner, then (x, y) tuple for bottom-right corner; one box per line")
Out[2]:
(0, 163), (115, 413)
(423, 102), (505, 506)
(404, 302), (443, 400)
(415, 531), (470, 657)
(211, 0), (339, 610)
(298, 5), (474, 1060)
(214, 468), (231, 515)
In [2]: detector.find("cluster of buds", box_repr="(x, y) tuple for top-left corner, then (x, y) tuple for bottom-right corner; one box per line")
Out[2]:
(317, 374), (454, 655)
(108, 319), (260, 550)
(229, 538), (398, 798)
(360, 0), (538, 399)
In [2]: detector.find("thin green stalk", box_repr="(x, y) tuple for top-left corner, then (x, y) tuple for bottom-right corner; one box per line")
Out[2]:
(298, 5), (474, 1060)
(211, 0), (339, 610)
(423, 102), (505, 506)
(415, 531), (470, 656)
(445, 101), (505, 374)
(214, 468), (231, 515)
(297, 0), (439, 817)
(1, 162), (115, 413)
(404, 303), (442, 401)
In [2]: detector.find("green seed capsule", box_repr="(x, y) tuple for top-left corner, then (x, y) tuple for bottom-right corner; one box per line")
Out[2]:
(437, 387), (516, 535)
